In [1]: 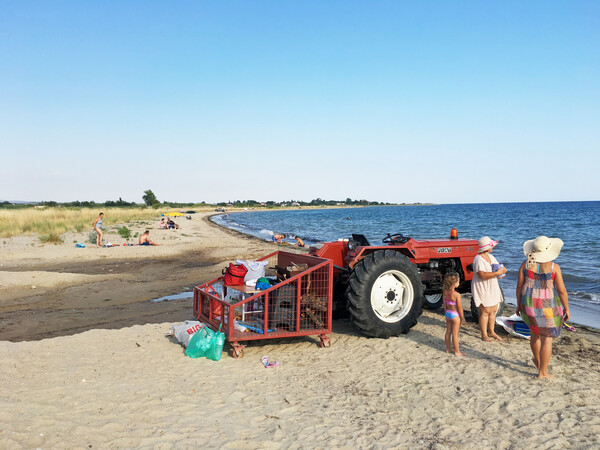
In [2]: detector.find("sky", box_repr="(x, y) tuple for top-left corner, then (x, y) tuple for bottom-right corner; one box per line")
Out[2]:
(1, 1), (599, 205)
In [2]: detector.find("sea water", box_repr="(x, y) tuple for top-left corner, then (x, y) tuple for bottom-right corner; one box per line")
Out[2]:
(212, 202), (600, 329)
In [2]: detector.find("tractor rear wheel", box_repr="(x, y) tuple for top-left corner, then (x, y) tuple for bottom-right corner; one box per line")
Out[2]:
(345, 250), (424, 338)
(470, 287), (506, 322)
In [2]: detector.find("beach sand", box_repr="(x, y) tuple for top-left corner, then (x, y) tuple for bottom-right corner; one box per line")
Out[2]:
(1, 212), (600, 448)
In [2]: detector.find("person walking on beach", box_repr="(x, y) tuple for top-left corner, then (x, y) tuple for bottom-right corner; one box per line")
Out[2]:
(471, 236), (507, 341)
(92, 212), (104, 247)
(516, 236), (570, 379)
(443, 273), (466, 356)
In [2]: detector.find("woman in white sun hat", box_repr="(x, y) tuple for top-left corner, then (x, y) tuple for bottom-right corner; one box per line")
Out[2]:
(516, 236), (570, 379)
(471, 236), (508, 342)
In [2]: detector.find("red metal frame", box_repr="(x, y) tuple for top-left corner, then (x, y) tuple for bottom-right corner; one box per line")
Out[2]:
(194, 251), (333, 353)
(312, 237), (479, 282)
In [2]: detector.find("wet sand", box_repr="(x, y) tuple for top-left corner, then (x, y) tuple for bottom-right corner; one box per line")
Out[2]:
(0, 213), (283, 341)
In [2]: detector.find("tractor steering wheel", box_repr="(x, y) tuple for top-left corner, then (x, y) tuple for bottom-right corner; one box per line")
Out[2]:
(382, 233), (410, 245)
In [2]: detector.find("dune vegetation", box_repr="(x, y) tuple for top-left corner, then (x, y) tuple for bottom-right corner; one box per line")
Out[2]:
(0, 207), (198, 239)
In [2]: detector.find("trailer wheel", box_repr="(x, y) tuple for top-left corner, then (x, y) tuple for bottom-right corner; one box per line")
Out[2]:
(346, 250), (424, 338)
(470, 287), (506, 322)
(423, 292), (443, 309)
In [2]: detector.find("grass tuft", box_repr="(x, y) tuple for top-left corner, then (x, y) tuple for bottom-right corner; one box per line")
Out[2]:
(39, 232), (64, 244)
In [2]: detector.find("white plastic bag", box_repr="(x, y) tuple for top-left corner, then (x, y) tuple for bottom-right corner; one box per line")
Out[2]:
(170, 320), (206, 348)
(236, 259), (269, 285)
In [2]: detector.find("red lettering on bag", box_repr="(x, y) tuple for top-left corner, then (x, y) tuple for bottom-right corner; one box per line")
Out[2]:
(186, 324), (202, 334)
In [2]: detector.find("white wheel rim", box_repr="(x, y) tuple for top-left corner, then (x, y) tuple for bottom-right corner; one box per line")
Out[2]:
(425, 293), (442, 305)
(370, 270), (414, 323)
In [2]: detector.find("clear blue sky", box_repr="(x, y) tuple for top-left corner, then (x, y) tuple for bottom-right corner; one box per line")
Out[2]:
(1, 1), (599, 204)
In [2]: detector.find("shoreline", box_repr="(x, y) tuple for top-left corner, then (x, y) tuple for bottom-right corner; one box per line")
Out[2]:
(213, 209), (600, 331)
(1, 211), (600, 447)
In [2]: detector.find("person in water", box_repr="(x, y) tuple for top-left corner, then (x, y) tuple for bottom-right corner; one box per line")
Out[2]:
(443, 273), (466, 356)
(516, 236), (570, 379)
(139, 230), (160, 246)
(295, 236), (305, 247)
(92, 212), (104, 247)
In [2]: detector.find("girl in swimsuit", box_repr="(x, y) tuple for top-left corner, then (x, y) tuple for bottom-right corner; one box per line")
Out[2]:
(92, 212), (104, 247)
(443, 273), (466, 356)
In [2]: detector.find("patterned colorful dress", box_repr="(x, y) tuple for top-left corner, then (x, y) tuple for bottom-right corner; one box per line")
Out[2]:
(520, 263), (563, 338)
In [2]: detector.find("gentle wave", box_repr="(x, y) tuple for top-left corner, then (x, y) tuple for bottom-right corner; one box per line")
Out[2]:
(562, 273), (593, 283)
(571, 291), (600, 305)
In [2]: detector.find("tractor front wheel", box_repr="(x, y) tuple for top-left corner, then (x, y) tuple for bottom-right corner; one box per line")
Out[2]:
(423, 292), (443, 309)
(345, 250), (424, 338)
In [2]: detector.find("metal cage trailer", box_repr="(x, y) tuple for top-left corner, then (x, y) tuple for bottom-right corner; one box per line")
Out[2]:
(193, 251), (333, 358)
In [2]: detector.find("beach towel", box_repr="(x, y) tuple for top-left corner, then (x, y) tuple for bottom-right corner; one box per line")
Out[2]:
(496, 314), (531, 339)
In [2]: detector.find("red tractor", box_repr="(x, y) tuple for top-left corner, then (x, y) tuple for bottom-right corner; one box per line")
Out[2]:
(309, 230), (503, 338)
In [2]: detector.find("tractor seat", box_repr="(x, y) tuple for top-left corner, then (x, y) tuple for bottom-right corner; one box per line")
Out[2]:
(351, 234), (371, 247)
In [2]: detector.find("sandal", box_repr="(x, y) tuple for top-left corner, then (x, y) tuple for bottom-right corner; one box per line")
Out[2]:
(260, 356), (279, 368)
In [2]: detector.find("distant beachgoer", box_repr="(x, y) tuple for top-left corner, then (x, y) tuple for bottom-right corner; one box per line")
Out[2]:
(516, 236), (569, 379)
(167, 218), (180, 230)
(159, 218), (168, 229)
(139, 230), (160, 246)
(295, 236), (305, 247)
(92, 212), (104, 247)
(471, 236), (507, 342)
(272, 233), (285, 243)
(443, 273), (466, 356)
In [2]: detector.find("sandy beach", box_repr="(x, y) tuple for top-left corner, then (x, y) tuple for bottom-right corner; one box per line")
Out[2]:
(1, 212), (600, 448)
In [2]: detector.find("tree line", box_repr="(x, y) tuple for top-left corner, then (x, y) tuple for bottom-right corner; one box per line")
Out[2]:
(0, 190), (395, 209)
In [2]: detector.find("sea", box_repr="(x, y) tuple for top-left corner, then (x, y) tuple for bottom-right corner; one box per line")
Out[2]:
(211, 202), (600, 329)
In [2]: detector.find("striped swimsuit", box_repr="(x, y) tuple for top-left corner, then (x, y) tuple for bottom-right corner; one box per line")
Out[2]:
(520, 263), (563, 338)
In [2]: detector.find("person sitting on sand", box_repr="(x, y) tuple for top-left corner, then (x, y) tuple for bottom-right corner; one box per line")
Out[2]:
(92, 212), (104, 247)
(295, 236), (305, 247)
(272, 233), (285, 243)
(516, 236), (570, 379)
(139, 230), (160, 246)
(443, 273), (466, 356)
(159, 218), (168, 229)
(167, 218), (180, 230)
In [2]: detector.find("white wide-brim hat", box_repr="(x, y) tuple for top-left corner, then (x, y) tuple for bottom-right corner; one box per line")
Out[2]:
(478, 236), (498, 253)
(523, 236), (563, 263)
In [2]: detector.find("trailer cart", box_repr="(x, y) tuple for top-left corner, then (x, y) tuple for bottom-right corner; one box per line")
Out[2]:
(193, 251), (333, 358)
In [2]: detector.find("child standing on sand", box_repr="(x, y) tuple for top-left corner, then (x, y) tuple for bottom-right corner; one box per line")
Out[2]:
(443, 273), (466, 356)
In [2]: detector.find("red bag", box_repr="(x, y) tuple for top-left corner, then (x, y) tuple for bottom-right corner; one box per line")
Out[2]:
(222, 263), (248, 286)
